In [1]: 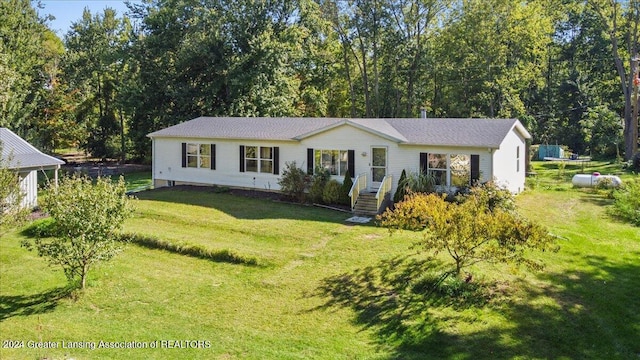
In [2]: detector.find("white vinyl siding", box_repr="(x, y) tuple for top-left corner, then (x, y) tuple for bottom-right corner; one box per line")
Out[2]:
(151, 123), (502, 194)
(493, 127), (527, 193)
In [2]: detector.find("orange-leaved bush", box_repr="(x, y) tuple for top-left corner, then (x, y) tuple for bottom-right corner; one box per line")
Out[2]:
(378, 188), (558, 277)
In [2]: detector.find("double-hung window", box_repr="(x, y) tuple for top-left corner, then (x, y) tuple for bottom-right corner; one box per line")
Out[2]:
(314, 150), (349, 176)
(421, 152), (477, 187)
(306, 148), (354, 177)
(240, 146), (279, 174)
(450, 154), (471, 187)
(427, 153), (448, 185)
(182, 143), (215, 169)
(244, 146), (272, 173)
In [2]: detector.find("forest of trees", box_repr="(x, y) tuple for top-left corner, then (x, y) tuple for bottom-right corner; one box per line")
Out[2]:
(1, 0), (639, 162)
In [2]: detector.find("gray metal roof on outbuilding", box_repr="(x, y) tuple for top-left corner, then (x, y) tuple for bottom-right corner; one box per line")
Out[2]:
(0, 128), (65, 170)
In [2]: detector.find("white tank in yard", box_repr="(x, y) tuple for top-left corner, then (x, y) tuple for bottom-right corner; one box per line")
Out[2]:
(571, 172), (623, 188)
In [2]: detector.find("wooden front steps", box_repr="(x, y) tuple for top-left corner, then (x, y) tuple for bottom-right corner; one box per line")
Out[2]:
(353, 192), (381, 216)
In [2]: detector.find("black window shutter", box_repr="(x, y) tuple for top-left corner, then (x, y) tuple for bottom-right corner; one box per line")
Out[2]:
(181, 143), (187, 168)
(211, 144), (216, 170)
(419, 152), (428, 174)
(239, 145), (245, 172)
(471, 154), (480, 184)
(347, 150), (355, 177)
(307, 148), (314, 175)
(273, 147), (279, 175)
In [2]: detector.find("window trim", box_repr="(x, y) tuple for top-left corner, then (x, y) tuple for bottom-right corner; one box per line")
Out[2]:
(313, 149), (353, 177)
(420, 152), (476, 188)
(182, 143), (215, 170)
(239, 145), (279, 175)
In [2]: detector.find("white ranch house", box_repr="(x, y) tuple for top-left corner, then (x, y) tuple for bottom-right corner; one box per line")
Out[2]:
(148, 117), (531, 213)
(1, 128), (64, 208)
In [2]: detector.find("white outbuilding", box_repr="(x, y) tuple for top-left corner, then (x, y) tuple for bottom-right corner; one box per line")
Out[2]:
(1, 128), (65, 208)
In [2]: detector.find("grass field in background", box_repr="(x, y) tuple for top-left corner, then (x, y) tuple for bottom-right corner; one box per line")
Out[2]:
(1, 163), (638, 359)
(117, 171), (152, 192)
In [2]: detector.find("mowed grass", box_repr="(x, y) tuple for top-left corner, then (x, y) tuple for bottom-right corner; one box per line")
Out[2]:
(1, 168), (639, 359)
(1, 189), (413, 360)
(119, 171), (153, 192)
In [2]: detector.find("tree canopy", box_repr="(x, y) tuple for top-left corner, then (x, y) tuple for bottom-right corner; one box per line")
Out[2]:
(22, 176), (133, 289)
(378, 186), (558, 276)
(1, 0), (639, 160)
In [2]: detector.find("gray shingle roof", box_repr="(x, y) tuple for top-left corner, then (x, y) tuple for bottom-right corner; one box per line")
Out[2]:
(147, 117), (530, 148)
(386, 118), (528, 147)
(0, 128), (65, 170)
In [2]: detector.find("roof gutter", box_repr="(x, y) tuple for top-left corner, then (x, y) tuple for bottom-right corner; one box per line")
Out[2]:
(147, 134), (300, 143)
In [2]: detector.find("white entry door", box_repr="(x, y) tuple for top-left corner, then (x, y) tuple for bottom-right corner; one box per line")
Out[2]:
(370, 147), (387, 190)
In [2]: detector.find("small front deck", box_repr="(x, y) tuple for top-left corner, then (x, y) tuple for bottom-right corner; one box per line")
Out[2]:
(349, 173), (393, 216)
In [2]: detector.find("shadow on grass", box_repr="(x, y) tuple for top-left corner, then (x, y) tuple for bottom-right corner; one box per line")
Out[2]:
(120, 233), (262, 266)
(309, 256), (502, 359)
(575, 190), (640, 227)
(311, 254), (640, 359)
(134, 186), (351, 223)
(0, 286), (73, 321)
(577, 191), (615, 207)
(503, 253), (640, 359)
(20, 222), (264, 267)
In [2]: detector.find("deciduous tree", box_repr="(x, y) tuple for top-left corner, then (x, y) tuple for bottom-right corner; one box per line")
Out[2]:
(22, 176), (133, 289)
(0, 0), (51, 139)
(378, 188), (557, 277)
(64, 8), (132, 160)
(590, 0), (640, 160)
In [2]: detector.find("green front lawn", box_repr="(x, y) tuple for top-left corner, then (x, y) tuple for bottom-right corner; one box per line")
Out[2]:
(1, 173), (639, 359)
(119, 171), (153, 192)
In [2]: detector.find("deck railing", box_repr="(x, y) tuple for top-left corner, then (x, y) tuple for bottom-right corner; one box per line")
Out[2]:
(348, 173), (368, 210)
(375, 174), (393, 212)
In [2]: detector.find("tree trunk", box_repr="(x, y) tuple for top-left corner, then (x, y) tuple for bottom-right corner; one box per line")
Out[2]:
(628, 55), (640, 159)
(357, 34), (371, 117)
(595, 0), (639, 160)
(341, 40), (357, 118)
(119, 108), (126, 164)
(372, 0), (380, 117)
(81, 263), (89, 289)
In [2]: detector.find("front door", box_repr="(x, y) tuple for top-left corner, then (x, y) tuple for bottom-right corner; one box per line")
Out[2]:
(370, 146), (387, 190)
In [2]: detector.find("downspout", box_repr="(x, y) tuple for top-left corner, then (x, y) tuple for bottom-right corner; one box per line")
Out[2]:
(151, 137), (155, 187)
(488, 147), (494, 183)
(525, 138), (531, 174)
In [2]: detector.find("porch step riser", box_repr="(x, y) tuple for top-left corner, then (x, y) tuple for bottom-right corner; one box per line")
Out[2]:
(354, 194), (381, 216)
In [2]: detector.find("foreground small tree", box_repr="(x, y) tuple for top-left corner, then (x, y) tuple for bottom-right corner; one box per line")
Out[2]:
(23, 176), (133, 289)
(378, 188), (558, 277)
